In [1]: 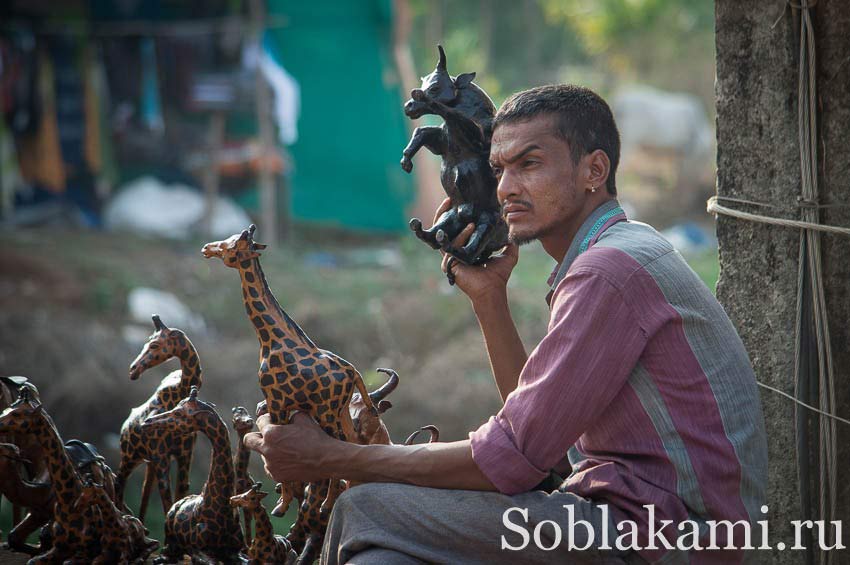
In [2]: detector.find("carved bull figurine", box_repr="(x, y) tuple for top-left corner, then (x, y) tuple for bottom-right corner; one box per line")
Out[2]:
(401, 45), (508, 284)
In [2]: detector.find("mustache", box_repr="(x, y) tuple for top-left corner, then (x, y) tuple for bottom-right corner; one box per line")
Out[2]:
(501, 200), (533, 217)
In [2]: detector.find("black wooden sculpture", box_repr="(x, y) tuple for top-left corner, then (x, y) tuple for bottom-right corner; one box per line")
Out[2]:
(401, 45), (508, 284)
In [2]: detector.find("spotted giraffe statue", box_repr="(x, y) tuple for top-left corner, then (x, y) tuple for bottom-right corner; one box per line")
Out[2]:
(231, 406), (256, 545)
(73, 477), (159, 564)
(202, 224), (378, 514)
(0, 388), (102, 563)
(142, 387), (244, 563)
(230, 483), (296, 565)
(117, 314), (201, 522)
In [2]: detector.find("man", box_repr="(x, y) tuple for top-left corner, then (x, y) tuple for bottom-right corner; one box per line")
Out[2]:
(245, 85), (768, 564)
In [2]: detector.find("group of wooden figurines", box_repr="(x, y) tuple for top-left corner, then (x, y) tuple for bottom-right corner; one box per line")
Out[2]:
(1, 224), (438, 564)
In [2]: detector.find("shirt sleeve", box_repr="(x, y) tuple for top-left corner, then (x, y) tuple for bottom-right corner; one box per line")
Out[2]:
(469, 267), (648, 494)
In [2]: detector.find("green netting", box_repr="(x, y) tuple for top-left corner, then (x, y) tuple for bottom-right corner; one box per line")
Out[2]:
(266, 0), (414, 232)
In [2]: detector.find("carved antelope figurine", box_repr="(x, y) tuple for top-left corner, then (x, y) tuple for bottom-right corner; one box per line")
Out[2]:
(0, 442), (53, 555)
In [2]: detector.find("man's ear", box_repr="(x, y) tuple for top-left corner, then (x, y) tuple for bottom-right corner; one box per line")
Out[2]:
(454, 72), (476, 89)
(586, 149), (611, 191)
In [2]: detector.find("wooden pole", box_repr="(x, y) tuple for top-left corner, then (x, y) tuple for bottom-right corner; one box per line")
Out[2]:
(250, 0), (279, 242)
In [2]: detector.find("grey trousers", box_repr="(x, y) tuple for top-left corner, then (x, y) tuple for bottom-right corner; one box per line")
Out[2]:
(320, 483), (643, 564)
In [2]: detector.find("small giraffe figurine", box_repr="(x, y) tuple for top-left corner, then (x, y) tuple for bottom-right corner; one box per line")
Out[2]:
(230, 483), (296, 565)
(287, 480), (346, 564)
(117, 314), (201, 522)
(142, 387), (244, 563)
(73, 477), (159, 564)
(202, 224), (378, 514)
(0, 388), (102, 563)
(231, 406), (256, 545)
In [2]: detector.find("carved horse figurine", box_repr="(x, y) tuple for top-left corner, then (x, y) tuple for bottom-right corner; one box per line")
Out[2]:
(231, 406), (256, 545)
(117, 314), (202, 522)
(73, 477), (159, 564)
(401, 45), (508, 284)
(202, 225), (378, 514)
(230, 483), (296, 565)
(0, 389), (103, 563)
(142, 387), (244, 563)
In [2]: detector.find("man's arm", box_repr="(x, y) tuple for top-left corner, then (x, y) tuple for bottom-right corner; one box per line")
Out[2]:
(245, 412), (497, 491)
(435, 199), (527, 402)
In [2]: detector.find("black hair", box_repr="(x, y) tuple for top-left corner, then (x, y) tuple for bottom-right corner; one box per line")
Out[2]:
(493, 84), (620, 195)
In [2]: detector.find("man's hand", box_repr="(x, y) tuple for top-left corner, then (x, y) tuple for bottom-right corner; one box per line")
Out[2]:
(432, 198), (519, 307)
(244, 412), (341, 484)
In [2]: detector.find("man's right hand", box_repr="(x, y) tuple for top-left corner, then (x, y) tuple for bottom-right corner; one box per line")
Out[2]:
(431, 198), (519, 307)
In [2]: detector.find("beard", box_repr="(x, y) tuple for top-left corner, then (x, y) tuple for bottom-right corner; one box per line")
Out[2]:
(508, 231), (538, 247)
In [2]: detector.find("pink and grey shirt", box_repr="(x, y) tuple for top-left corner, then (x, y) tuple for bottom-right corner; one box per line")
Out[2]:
(469, 200), (768, 563)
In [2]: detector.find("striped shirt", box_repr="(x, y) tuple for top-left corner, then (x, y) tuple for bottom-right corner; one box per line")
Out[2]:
(469, 200), (768, 563)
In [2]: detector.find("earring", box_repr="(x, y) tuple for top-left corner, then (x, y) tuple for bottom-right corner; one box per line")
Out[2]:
(591, 185), (597, 193)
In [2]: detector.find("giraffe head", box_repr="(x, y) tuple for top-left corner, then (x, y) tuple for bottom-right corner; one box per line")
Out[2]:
(0, 387), (44, 437)
(141, 386), (216, 434)
(230, 482), (267, 511)
(73, 477), (107, 513)
(231, 406), (254, 436)
(201, 224), (268, 269)
(129, 315), (190, 380)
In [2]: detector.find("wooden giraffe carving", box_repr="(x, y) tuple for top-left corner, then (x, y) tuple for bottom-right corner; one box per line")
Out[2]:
(142, 387), (244, 563)
(0, 377), (51, 555)
(286, 370), (402, 563)
(0, 388), (102, 563)
(202, 224), (378, 514)
(73, 477), (159, 564)
(230, 482), (296, 565)
(117, 314), (201, 522)
(0, 442), (53, 555)
(231, 406), (256, 545)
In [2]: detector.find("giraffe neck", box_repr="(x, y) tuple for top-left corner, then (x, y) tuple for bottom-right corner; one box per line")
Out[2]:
(94, 492), (123, 535)
(174, 335), (203, 397)
(32, 412), (80, 509)
(234, 431), (251, 487)
(237, 257), (317, 350)
(249, 504), (275, 555)
(197, 410), (237, 514)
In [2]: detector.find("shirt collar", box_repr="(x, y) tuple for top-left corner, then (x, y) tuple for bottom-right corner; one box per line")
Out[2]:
(546, 200), (626, 295)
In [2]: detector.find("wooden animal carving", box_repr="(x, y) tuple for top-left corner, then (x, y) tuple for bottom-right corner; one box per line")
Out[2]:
(349, 368), (398, 446)
(0, 388), (102, 563)
(117, 314), (201, 522)
(202, 225), (378, 514)
(401, 45), (507, 284)
(73, 477), (159, 564)
(230, 483), (296, 565)
(231, 406), (256, 545)
(0, 377), (51, 556)
(142, 387), (244, 563)
(0, 442), (53, 555)
(403, 425), (440, 445)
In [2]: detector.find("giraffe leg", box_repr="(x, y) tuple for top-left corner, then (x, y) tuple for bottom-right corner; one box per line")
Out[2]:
(139, 463), (156, 523)
(114, 454), (141, 509)
(319, 419), (348, 516)
(154, 461), (174, 518)
(174, 439), (195, 501)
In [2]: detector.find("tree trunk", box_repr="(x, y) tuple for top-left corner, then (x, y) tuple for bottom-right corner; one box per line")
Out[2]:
(715, 2), (850, 564)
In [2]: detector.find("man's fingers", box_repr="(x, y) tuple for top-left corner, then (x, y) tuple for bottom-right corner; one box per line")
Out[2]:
(255, 413), (272, 433)
(432, 197), (452, 226)
(243, 431), (265, 454)
(452, 223), (475, 247)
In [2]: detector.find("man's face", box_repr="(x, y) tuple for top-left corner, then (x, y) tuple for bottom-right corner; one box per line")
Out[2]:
(490, 115), (585, 247)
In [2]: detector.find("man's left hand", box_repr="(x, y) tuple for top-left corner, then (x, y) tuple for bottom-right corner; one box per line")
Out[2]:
(244, 411), (338, 483)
